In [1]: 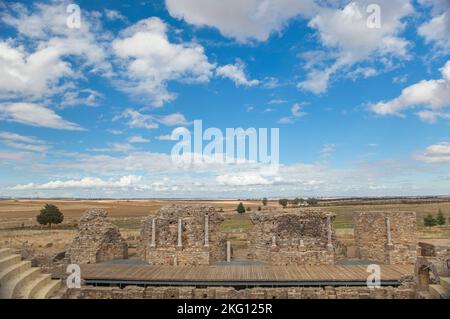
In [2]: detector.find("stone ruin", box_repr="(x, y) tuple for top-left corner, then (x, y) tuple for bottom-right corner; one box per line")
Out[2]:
(248, 210), (336, 265)
(353, 211), (418, 264)
(139, 205), (226, 266)
(67, 209), (128, 264)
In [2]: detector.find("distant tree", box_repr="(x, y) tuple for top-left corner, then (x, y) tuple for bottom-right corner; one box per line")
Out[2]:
(436, 210), (446, 226)
(291, 198), (300, 206)
(262, 198), (268, 206)
(278, 199), (288, 208)
(306, 198), (318, 206)
(257, 206), (262, 211)
(423, 214), (437, 227)
(37, 204), (64, 228)
(236, 202), (246, 214)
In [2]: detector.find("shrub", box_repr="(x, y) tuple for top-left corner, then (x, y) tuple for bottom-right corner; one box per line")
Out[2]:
(37, 204), (64, 228)
(236, 202), (246, 214)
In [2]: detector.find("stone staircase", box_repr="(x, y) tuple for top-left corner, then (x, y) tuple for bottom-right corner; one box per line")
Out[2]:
(0, 248), (61, 299)
(428, 277), (450, 299)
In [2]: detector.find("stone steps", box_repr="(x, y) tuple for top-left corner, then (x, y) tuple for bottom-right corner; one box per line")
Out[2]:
(0, 247), (62, 299)
(0, 260), (32, 283)
(34, 280), (61, 299)
(17, 273), (52, 299)
(0, 248), (13, 259)
(440, 277), (450, 291)
(0, 254), (21, 269)
(429, 284), (450, 299)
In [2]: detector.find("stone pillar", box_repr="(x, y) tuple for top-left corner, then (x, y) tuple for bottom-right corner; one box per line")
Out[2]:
(177, 218), (183, 248)
(326, 215), (333, 252)
(226, 241), (231, 262)
(386, 217), (393, 246)
(204, 214), (209, 247)
(150, 218), (156, 247)
(271, 235), (277, 247)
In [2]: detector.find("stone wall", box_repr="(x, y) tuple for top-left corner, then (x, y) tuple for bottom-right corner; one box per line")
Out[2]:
(64, 285), (415, 299)
(353, 211), (418, 264)
(67, 209), (128, 264)
(139, 205), (226, 265)
(248, 210), (336, 265)
(415, 241), (450, 290)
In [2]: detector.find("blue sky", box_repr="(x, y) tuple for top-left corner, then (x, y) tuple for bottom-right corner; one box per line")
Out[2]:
(0, 0), (450, 198)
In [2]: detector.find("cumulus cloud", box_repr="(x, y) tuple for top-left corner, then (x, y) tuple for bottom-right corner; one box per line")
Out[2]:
(0, 1), (110, 100)
(216, 172), (275, 186)
(112, 17), (215, 106)
(12, 175), (143, 190)
(278, 103), (306, 124)
(0, 102), (84, 130)
(415, 142), (450, 163)
(165, 0), (317, 42)
(89, 143), (135, 153)
(128, 136), (150, 143)
(298, 0), (413, 94)
(418, 0), (450, 50)
(370, 60), (450, 122)
(216, 62), (259, 87)
(114, 108), (190, 129)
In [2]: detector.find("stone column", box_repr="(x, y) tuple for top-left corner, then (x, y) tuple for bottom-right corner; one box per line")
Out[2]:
(386, 217), (393, 247)
(204, 214), (209, 247)
(271, 235), (277, 247)
(177, 218), (183, 248)
(226, 241), (231, 262)
(326, 215), (333, 251)
(150, 218), (156, 247)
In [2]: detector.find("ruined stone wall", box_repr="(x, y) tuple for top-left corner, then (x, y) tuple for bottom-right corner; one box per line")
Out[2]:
(64, 285), (415, 299)
(353, 211), (418, 265)
(248, 210), (336, 265)
(67, 209), (128, 264)
(139, 205), (226, 265)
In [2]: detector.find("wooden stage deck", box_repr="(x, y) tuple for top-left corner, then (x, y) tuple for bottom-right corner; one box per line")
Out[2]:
(80, 264), (414, 287)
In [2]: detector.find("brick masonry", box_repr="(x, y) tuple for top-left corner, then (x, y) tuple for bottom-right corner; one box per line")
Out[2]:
(353, 211), (418, 264)
(248, 210), (336, 265)
(139, 205), (226, 265)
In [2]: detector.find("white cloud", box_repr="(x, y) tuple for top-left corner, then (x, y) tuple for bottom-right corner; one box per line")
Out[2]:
(371, 60), (450, 122)
(12, 175), (143, 190)
(415, 142), (450, 163)
(320, 144), (336, 157)
(278, 103), (306, 124)
(114, 109), (159, 129)
(418, 0), (450, 50)
(112, 17), (215, 106)
(89, 143), (135, 153)
(0, 102), (84, 130)
(156, 134), (176, 141)
(60, 89), (103, 108)
(128, 136), (150, 143)
(0, 131), (44, 144)
(115, 109), (190, 129)
(216, 172), (274, 186)
(298, 1), (413, 94)
(0, 2), (110, 100)
(165, 0), (318, 42)
(157, 113), (191, 126)
(216, 62), (259, 87)
(104, 9), (126, 21)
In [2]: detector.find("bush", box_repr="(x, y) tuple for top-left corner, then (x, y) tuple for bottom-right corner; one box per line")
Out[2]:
(236, 202), (246, 214)
(423, 214), (437, 227)
(37, 204), (64, 228)
(278, 199), (288, 208)
(262, 198), (268, 206)
(246, 206), (251, 211)
(306, 198), (318, 206)
(436, 210), (446, 225)
(257, 206), (262, 211)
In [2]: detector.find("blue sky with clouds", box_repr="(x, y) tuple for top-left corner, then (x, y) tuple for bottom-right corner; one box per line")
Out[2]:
(0, 0), (450, 198)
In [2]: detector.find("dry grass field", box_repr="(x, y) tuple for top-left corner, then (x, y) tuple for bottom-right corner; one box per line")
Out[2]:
(0, 199), (449, 252)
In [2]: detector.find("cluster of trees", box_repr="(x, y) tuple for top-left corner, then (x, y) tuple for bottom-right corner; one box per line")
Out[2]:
(423, 210), (447, 227)
(36, 204), (64, 228)
(236, 202), (262, 214)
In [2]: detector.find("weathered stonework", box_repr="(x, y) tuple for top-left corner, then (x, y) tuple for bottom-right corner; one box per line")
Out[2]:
(64, 284), (416, 299)
(248, 210), (336, 265)
(353, 211), (418, 264)
(139, 205), (226, 265)
(415, 240), (450, 291)
(67, 209), (128, 264)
